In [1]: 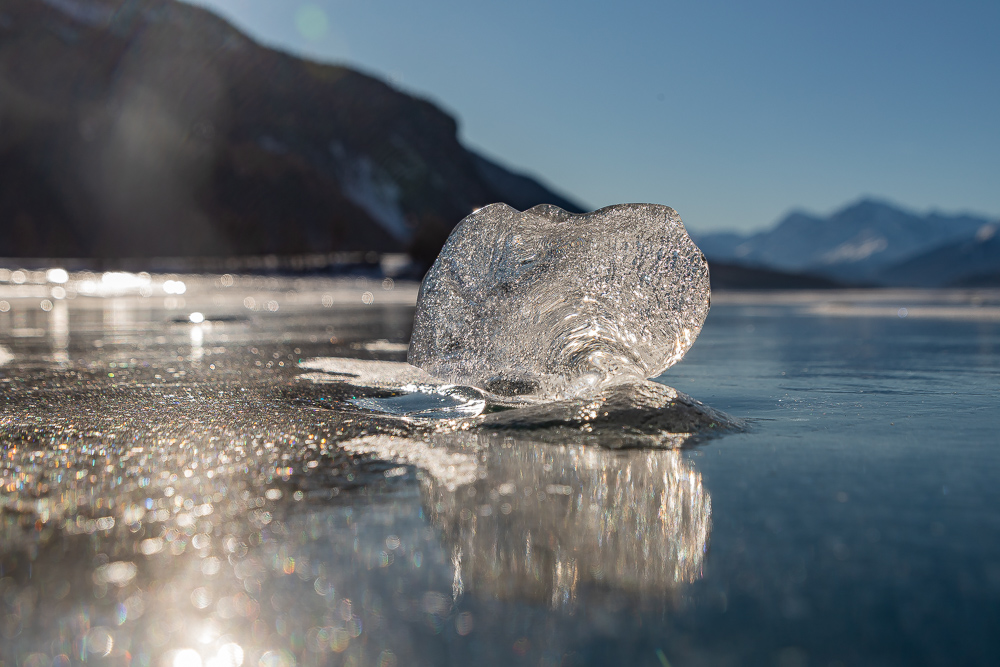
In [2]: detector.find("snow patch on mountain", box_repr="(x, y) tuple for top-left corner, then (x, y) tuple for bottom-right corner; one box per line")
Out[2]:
(331, 143), (411, 242)
(820, 236), (888, 264)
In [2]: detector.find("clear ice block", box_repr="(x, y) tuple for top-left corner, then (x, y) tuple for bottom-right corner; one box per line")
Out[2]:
(408, 203), (710, 398)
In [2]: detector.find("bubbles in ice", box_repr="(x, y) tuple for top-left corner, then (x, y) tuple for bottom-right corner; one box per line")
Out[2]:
(408, 203), (711, 398)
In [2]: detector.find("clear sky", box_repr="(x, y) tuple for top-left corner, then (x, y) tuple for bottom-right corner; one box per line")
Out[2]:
(184, 0), (1000, 233)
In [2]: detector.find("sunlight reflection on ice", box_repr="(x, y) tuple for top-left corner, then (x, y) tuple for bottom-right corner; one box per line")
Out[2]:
(0, 273), (726, 666)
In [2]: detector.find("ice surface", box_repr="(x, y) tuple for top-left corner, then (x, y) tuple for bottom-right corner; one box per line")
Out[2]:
(408, 203), (710, 398)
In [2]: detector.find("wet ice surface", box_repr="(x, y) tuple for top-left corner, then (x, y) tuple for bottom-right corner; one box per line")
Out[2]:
(0, 271), (719, 667)
(408, 204), (710, 399)
(2, 274), (1000, 666)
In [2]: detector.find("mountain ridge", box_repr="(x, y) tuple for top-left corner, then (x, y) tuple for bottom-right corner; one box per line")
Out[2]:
(693, 198), (998, 287)
(0, 0), (584, 263)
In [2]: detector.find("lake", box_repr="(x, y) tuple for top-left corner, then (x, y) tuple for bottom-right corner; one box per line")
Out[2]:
(1, 273), (998, 667)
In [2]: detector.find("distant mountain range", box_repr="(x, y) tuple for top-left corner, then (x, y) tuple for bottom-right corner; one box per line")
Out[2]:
(693, 199), (1000, 288)
(0, 0), (582, 264)
(706, 262), (843, 291)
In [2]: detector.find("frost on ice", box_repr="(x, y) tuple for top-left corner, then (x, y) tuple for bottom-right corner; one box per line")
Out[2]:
(408, 203), (711, 399)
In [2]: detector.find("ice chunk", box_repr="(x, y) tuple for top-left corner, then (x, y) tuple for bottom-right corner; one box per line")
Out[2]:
(297, 356), (543, 409)
(350, 384), (487, 419)
(408, 203), (710, 398)
(298, 356), (436, 388)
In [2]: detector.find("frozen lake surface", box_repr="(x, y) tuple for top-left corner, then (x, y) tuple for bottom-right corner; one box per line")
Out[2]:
(1, 272), (999, 666)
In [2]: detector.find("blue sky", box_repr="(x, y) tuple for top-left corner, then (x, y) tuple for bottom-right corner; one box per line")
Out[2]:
(185, 0), (1000, 233)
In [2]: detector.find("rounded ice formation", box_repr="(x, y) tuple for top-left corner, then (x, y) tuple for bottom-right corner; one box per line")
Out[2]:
(408, 203), (711, 399)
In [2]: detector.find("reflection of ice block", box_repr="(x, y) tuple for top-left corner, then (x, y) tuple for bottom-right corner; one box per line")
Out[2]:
(421, 433), (712, 607)
(408, 203), (711, 399)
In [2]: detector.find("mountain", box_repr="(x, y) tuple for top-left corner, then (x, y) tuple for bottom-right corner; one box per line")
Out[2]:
(708, 262), (844, 291)
(693, 199), (993, 284)
(0, 0), (583, 263)
(877, 224), (1000, 287)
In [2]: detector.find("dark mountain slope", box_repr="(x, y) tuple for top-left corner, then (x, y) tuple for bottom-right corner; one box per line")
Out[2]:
(0, 0), (582, 261)
(877, 226), (1000, 287)
(708, 262), (844, 291)
(469, 152), (583, 215)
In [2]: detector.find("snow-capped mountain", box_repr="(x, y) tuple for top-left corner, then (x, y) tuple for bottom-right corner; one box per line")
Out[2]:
(693, 199), (995, 286)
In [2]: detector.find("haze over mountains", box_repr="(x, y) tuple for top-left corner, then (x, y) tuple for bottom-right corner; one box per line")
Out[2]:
(694, 199), (1000, 288)
(0, 0), (581, 264)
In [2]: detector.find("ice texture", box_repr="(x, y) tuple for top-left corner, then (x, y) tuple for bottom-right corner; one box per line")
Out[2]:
(298, 357), (742, 447)
(350, 384), (487, 419)
(408, 203), (711, 398)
